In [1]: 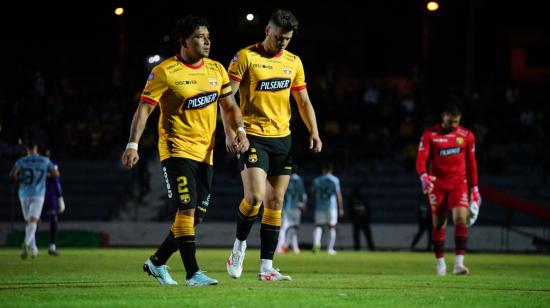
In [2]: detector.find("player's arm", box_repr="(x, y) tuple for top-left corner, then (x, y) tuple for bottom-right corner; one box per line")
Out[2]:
(298, 179), (307, 211)
(416, 131), (435, 194)
(336, 190), (344, 218)
(219, 93), (249, 154)
(291, 89), (322, 153)
(466, 132), (481, 207)
(121, 101), (156, 168)
(9, 165), (20, 182)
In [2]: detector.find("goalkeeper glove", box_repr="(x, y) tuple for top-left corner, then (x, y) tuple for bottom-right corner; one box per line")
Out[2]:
(468, 186), (481, 226)
(58, 197), (66, 214)
(419, 173), (436, 194)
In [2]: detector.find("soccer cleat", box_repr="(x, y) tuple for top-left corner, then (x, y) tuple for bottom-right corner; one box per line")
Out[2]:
(327, 249), (337, 255)
(48, 250), (59, 256)
(21, 243), (29, 260)
(143, 259), (178, 285)
(436, 264), (447, 276)
(31, 248), (39, 258)
(258, 268), (292, 281)
(227, 250), (245, 278)
(453, 264), (469, 275)
(276, 246), (289, 254)
(312, 244), (320, 254)
(186, 270), (218, 286)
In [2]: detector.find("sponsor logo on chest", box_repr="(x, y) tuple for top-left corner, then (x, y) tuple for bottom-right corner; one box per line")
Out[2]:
(439, 147), (461, 157)
(185, 92), (218, 109)
(256, 78), (291, 92)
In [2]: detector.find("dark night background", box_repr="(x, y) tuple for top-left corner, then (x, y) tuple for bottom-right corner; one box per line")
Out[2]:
(1, 0), (549, 229)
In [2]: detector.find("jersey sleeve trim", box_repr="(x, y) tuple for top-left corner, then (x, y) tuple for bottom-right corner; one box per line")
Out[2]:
(291, 84), (307, 92)
(140, 96), (159, 106)
(219, 92), (232, 98)
(228, 74), (241, 82)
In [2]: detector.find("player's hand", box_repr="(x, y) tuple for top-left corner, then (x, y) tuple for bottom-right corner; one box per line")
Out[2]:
(58, 197), (66, 214)
(339, 208), (344, 218)
(225, 130), (249, 154)
(468, 200), (480, 226)
(121, 149), (139, 168)
(419, 173), (436, 194)
(309, 134), (322, 153)
(470, 185), (481, 206)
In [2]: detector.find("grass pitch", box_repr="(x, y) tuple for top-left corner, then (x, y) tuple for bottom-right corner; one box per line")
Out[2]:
(1, 248), (549, 307)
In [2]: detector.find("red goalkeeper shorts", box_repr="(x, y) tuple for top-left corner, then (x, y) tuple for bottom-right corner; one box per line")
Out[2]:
(428, 181), (469, 215)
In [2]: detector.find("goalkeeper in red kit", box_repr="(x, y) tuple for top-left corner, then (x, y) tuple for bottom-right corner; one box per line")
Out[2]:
(416, 104), (481, 276)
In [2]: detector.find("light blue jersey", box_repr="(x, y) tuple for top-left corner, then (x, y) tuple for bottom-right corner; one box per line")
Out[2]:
(14, 153), (55, 198)
(311, 174), (341, 211)
(283, 174), (307, 212)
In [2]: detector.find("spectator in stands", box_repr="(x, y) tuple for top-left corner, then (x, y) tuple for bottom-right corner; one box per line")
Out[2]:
(121, 15), (248, 287)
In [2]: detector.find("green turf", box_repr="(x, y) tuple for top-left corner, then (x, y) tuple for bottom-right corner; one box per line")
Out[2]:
(1, 248), (549, 307)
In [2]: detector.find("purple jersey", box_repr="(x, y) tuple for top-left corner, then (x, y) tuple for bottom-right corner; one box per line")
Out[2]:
(44, 166), (63, 213)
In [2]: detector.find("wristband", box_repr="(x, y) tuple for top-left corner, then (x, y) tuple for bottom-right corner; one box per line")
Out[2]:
(126, 142), (138, 150)
(236, 127), (246, 134)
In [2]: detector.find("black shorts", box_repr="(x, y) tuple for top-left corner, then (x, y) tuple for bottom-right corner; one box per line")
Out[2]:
(238, 135), (292, 176)
(161, 157), (213, 211)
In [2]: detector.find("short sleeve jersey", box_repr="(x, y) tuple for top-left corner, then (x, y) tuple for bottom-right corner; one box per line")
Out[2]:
(228, 43), (307, 137)
(141, 55), (232, 164)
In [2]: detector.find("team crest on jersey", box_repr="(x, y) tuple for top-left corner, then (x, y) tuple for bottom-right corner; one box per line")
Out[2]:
(180, 194), (191, 204)
(208, 77), (218, 86)
(248, 154), (258, 163)
(456, 136), (464, 145)
(185, 91), (218, 109)
(282, 67), (292, 75)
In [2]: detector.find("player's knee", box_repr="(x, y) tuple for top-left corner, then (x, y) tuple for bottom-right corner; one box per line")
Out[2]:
(239, 198), (262, 217)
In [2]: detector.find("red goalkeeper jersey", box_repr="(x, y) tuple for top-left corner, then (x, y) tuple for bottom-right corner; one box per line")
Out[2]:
(416, 124), (478, 186)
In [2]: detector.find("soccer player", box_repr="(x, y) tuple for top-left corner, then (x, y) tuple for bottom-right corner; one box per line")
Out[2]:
(121, 16), (249, 287)
(9, 140), (59, 259)
(43, 149), (65, 256)
(225, 9), (322, 281)
(310, 163), (344, 255)
(276, 164), (307, 254)
(416, 103), (481, 276)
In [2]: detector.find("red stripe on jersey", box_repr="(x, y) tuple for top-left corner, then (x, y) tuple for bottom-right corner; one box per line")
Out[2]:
(228, 74), (241, 82)
(291, 84), (307, 92)
(176, 54), (204, 69)
(140, 96), (159, 106)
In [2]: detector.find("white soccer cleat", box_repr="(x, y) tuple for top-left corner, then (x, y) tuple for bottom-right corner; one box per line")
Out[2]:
(227, 250), (245, 278)
(453, 264), (470, 275)
(143, 259), (178, 285)
(327, 249), (337, 255)
(258, 268), (292, 281)
(436, 264), (447, 276)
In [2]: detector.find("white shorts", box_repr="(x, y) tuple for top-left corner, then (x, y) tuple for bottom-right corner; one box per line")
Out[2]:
(282, 208), (302, 227)
(20, 196), (45, 221)
(314, 208), (338, 226)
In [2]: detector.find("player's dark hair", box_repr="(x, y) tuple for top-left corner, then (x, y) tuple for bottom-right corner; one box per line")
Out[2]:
(269, 9), (299, 32)
(172, 15), (209, 46)
(23, 138), (38, 149)
(443, 103), (462, 116)
(322, 162), (334, 173)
